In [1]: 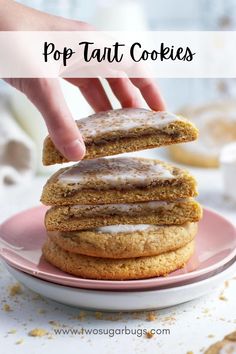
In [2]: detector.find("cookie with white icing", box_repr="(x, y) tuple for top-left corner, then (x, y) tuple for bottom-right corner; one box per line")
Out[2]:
(42, 108), (198, 165)
(169, 100), (236, 168)
(204, 331), (236, 354)
(42, 238), (195, 279)
(40, 157), (198, 206)
(45, 198), (202, 231)
(47, 222), (198, 258)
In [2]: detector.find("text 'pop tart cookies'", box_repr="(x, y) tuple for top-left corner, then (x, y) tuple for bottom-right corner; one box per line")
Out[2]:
(42, 108), (198, 165)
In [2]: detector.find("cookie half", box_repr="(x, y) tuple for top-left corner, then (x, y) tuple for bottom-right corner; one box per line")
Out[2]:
(40, 157), (197, 205)
(42, 108), (198, 165)
(47, 222), (198, 258)
(45, 199), (202, 231)
(42, 238), (195, 280)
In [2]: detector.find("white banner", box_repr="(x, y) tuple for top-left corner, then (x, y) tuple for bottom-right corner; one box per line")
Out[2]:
(0, 31), (235, 78)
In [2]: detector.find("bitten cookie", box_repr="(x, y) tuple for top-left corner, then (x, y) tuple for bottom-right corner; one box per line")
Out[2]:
(204, 331), (236, 354)
(43, 108), (198, 165)
(47, 222), (198, 258)
(40, 157), (198, 206)
(42, 238), (195, 280)
(45, 198), (202, 231)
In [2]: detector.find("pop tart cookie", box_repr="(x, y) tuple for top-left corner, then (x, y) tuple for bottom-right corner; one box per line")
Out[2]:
(40, 157), (198, 206)
(47, 222), (198, 259)
(45, 198), (202, 231)
(42, 238), (195, 280)
(42, 108), (198, 165)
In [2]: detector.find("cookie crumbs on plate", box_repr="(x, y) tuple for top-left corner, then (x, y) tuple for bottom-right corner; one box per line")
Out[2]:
(8, 283), (22, 296)
(186, 351), (194, 354)
(28, 328), (48, 337)
(145, 330), (154, 339)
(3, 304), (12, 312)
(15, 339), (24, 345)
(208, 334), (215, 338)
(146, 311), (157, 321)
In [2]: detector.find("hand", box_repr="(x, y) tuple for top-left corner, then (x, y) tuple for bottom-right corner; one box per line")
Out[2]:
(1, 0), (166, 161)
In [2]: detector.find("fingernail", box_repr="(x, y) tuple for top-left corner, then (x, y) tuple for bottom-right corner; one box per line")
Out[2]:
(63, 139), (86, 161)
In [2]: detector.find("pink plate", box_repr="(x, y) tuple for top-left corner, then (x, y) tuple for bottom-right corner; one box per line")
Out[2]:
(0, 206), (236, 291)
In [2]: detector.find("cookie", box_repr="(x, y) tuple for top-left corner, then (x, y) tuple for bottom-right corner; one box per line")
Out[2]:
(169, 100), (236, 168)
(47, 222), (198, 258)
(45, 198), (202, 231)
(42, 108), (198, 165)
(40, 157), (197, 206)
(42, 238), (195, 280)
(204, 331), (236, 354)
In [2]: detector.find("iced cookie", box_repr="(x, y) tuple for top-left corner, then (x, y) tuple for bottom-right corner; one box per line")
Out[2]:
(204, 331), (236, 354)
(45, 198), (202, 231)
(169, 100), (236, 168)
(42, 108), (198, 165)
(40, 157), (197, 206)
(42, 238), (195, 280)
(47, 222), (198, 258)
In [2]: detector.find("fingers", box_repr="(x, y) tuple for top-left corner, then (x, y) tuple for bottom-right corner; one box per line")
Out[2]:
(66, 78), (112, 112)
(21, 78), (85, 161)
(130, 78), (166, 111)
(107, 78), (142, 108)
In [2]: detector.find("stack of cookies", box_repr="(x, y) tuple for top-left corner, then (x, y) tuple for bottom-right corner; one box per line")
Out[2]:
(40, 108), (202, 280)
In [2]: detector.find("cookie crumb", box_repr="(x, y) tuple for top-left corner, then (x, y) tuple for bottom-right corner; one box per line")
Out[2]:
(146, 312), (157, 321)
(75, 311), (86, 321)
(48, 321), (60, 328)
(8, 283), (22, 296)
(186, 351), (194, 354)
(15, 339), (24, 345)
(208, 334), (215, 338)
(145, 330), (154, 339)
(3, 304), (12, 312)
(219, 295), (227, 301)
(95, 312), (103, 320)
(8, 329), (17, 334)
(28, 328), (48, 337)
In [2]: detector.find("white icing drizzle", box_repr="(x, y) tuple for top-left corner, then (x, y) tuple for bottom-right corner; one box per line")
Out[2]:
(96, 224), (153, 233)
(76, 108), (182, 139)
(58, 157), (175, 187)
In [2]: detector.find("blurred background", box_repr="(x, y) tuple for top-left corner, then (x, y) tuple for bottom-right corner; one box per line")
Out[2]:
(1, 0), (236, 220)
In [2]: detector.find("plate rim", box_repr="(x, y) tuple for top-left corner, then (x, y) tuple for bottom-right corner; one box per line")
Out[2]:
(4, 258), (236, 295)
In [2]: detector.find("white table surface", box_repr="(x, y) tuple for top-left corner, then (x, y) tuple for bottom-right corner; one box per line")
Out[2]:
(0, 156), (236, 354)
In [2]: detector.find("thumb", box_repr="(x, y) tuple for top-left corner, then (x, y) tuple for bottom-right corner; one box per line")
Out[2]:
(21, 78), (86, 161)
